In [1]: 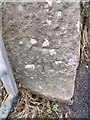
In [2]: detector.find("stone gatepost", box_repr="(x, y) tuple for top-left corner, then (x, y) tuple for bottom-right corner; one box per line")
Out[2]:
(2, 1), (80, 101)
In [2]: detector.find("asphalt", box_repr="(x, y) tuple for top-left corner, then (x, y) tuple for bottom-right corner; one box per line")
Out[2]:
(71, 60), (89, 118)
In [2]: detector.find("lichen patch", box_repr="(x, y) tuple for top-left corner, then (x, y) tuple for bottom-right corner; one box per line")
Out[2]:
(57, 11), (61, 17)
(25, 64), (35, 70)
(46, 20), (51, 25)
(42, 39), (49, 47)
(49, 49), (56, 56)
(30, 38), (37, 45)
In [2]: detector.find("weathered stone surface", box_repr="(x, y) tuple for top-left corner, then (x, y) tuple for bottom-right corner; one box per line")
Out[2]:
(2, 2), (80, 101)
(0, 3), (2, 87)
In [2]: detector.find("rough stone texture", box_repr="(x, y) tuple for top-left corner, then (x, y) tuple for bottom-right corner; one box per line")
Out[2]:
(0, 3), (2, 87)
(2, 2), (80, 101)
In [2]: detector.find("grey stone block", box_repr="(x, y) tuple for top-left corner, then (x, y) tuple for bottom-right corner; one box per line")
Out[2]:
(2, 2), (80, 101)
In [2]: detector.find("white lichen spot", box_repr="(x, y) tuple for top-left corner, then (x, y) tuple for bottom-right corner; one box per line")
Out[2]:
(58, 41), (61, 44)
(68, 59), (76, 66)
(55, 61), (62, 65)
(25, 64), (35, 70)
(57, 11), (61, 17)
(30, 38), (37, 45)
(49, 49), (56, 56)
(19, 41), (23, 45)
(39, 86), (42, 89)
(46, 0), (52, 6)
(42, 38), (49, 47)
(62, 27), (65, 30)
(64, 30), (67, 34)
(57, 0), (62, 4)
(76, 21), (80, 33)
(46, 20), (51, 25)
(46, 9), (49, 12)
(18, 5), (23, 11)
(86, 65), (89, 69)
